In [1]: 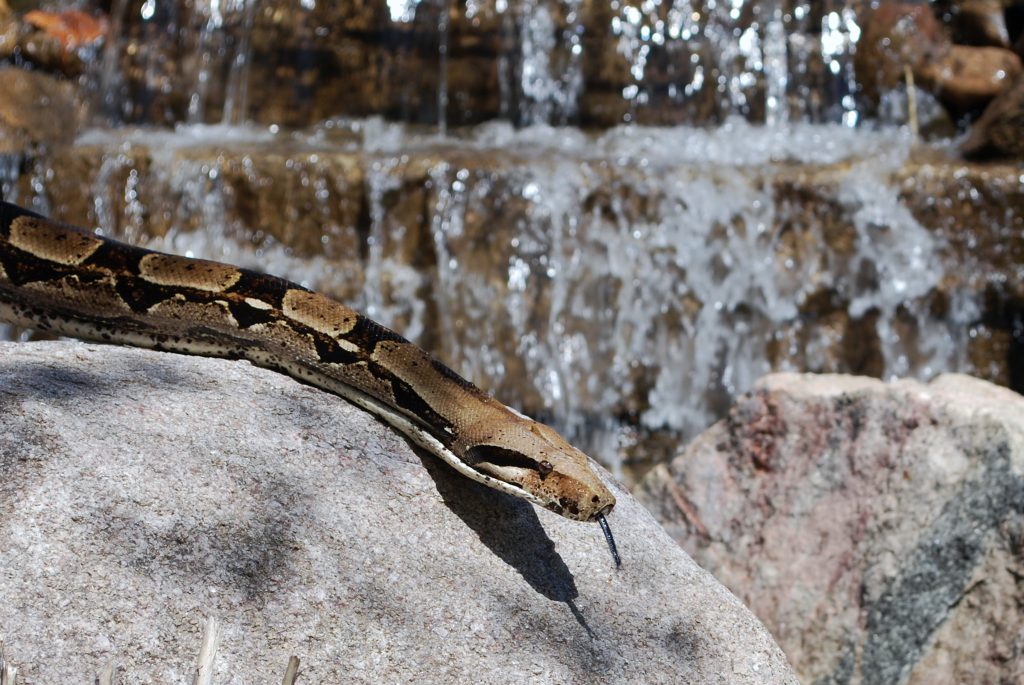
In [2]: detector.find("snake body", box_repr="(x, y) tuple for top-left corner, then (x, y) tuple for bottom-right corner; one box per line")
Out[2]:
(0, 201), (617, 554)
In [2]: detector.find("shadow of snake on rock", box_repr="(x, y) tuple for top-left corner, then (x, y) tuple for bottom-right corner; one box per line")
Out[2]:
(416, 449), (596, 638)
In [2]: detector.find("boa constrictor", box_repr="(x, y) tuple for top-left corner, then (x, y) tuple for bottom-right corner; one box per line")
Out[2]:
(0, 201), (620, 565)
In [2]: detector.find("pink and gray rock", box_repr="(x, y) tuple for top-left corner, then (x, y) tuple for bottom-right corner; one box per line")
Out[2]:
(637, 372), (1024, 685)
(0, 340), (797, 684)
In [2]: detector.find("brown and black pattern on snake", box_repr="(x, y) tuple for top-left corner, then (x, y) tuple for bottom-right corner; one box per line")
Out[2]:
(0, 200), (618, 548)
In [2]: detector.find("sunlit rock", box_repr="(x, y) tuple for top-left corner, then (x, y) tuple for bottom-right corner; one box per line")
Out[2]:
(0, 340), (798, 684)
(636, 372), (1024, 685)
(0, 8), (105, 77)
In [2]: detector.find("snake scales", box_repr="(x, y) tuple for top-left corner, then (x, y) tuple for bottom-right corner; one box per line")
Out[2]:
(0, 201), (619, 564)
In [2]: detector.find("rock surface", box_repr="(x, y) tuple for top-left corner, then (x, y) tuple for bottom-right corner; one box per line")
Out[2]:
(856, 0), (1024, 120)
(0, 67), (79, 154)
(858, 1), (1024, 114)
(962, 71), (1024, 158)
(0, 340), (797, 684)
(919, 44), (1022, 110)
(950, 0), (1011, 47)
(856, 2), (950, 110)
(637, 372), (1024, 685)
(0, 2), (15, 62)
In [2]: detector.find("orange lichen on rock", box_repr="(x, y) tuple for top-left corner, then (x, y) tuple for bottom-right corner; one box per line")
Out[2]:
(24, 9), (107, 49)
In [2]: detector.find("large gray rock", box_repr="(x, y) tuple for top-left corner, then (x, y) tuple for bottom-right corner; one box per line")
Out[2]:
(0, 340), (796, 684)
(638, 372), (1024, 685)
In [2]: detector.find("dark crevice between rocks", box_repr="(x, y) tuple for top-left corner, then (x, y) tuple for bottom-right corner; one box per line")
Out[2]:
(1008, 305), (1024, 396)
(860, 439), (1024, 685)
(981, 285), (1024, 395)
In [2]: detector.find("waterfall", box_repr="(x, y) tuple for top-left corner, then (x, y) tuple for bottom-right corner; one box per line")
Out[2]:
(91, 0), (864, 128)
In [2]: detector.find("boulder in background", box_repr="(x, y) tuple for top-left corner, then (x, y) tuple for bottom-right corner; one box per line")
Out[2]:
(638, 372), (1024, 685)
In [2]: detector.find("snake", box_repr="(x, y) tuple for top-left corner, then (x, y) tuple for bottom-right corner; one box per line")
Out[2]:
(0, 200), (620, 566)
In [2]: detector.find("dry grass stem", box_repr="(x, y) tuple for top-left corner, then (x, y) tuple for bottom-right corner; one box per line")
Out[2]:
(904, 64), (919, 137)
(281, 655), (300, 685)
(191, 615), (221, 685)
(95, 658), (119, 685)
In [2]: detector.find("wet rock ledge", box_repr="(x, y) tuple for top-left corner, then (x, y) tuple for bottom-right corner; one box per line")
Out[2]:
(0, 340), (797, 684)
(15, 132), (1024, 483)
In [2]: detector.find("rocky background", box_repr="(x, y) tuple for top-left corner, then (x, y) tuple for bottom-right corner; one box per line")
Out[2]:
(0, 0), (1021, 491)
(1, 0), (1024, 682)
(1, 0), (1024, 140)
(4, 134), (1021, 482)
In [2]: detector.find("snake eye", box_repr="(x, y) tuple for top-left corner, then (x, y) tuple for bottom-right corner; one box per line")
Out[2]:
(538, 460), (554, 478)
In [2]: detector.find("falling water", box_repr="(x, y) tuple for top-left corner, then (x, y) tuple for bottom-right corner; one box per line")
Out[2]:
(92, 0), (863, 127)
(221, 0), (257, 125)
(13, 120), (991, 476)
(819, 0), (861, 126)
(761, 0), (787, 125)
(4, 0), (1005, 477)
(515, 0), (583, 125)
(0, 154), (20, 203)
(437, 0), (450, 135)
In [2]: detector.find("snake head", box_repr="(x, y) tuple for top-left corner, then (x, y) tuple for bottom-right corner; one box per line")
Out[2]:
(462, 417), (616, 522)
